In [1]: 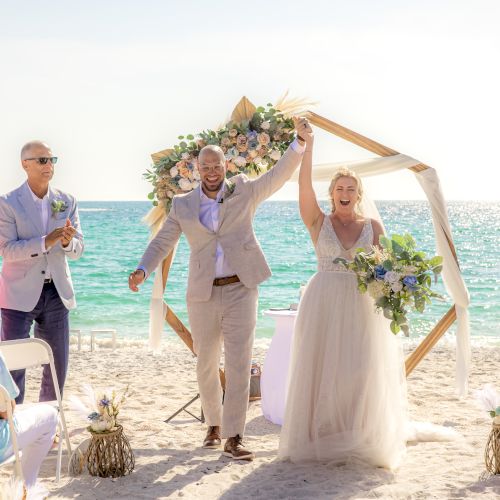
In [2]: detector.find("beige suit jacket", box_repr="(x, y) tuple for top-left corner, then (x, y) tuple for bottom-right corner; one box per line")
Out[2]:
(139, 146), (302, 302)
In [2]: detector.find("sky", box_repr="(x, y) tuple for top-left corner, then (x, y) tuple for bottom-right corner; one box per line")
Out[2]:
(1, 0), (499, 201)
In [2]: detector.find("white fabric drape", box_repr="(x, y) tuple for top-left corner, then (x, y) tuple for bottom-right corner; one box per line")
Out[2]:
(304, 152), (470, 396)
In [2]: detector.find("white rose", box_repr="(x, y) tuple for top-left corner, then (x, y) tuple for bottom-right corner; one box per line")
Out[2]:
(261, 120), (271, 130)
(193, 169), (200, 180)
(234, 155), (247, 168)
(181, 152), (190, 160)
(391, 281), (403, 293)
(179, 178), (192, 191)
(270, 149), (282, 161)
(367, 281), (386, 300)
(253, 156), (263, 164)
(384, 271), (400, 284)
(170, 167), (178, 177)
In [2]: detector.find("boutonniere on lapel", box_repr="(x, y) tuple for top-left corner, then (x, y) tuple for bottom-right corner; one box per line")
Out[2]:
(51, 199), (68, 217)
(223, 179), (236, 200)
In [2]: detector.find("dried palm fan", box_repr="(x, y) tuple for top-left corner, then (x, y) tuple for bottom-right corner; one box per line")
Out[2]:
(68, 437), (91, 476)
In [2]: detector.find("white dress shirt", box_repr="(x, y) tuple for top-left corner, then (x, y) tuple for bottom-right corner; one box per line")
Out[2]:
(27, 184), (52, 280)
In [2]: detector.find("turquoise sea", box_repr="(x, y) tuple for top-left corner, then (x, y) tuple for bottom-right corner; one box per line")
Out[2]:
(61, 200), (500, 341)
(2, 201), (498, 340)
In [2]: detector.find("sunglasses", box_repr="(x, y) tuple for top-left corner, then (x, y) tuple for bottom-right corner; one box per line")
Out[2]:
(25, 157), (58, 165)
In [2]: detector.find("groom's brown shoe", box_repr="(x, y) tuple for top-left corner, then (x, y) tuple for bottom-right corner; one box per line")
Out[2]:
(223, 435), (254, 461)
(203, 426), (221, 449)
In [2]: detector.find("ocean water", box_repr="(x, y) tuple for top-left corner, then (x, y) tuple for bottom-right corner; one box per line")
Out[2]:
(3, 201), (499, 340)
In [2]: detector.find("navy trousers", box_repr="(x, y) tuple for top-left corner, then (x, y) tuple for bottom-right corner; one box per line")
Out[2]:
(1, 282), (69, 404)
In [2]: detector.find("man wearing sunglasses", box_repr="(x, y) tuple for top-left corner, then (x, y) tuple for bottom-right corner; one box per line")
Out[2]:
(0, 140), (84, 403)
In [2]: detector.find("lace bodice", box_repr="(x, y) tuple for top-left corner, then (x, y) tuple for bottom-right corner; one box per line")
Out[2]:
(315, 216), (373, 272)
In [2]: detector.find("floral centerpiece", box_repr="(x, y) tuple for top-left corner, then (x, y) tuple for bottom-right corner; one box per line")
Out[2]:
(475, 384), (500, 474)
(144, 99), (297, 211)
(70, 384), (130, 433)
(335, 233), (444, 335)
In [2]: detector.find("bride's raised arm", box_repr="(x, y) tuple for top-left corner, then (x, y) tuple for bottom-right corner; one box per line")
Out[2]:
(298, 135), (322, 241)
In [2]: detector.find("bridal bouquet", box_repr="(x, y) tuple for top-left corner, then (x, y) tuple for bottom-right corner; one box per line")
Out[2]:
(70, 384), (130, 433)
(335, 234), (443, 335)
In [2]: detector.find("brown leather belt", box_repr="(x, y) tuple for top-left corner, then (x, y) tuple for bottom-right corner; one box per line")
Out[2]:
(213, 275), (240, 287)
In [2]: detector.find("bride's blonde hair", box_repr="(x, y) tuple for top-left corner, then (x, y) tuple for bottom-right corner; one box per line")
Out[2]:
(328, 167), (364, 215)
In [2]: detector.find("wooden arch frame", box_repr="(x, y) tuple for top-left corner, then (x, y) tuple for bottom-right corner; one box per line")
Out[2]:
(151, 104), (462, 380)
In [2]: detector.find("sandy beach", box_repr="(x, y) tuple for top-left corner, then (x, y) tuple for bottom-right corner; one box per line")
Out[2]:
(1, 336), (500, 500)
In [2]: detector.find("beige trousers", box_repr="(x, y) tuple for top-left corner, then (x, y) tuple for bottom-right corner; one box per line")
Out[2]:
(187, 281), (258, 438)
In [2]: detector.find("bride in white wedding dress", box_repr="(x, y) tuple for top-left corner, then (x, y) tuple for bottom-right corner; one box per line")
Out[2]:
(279, 137), (417, 470)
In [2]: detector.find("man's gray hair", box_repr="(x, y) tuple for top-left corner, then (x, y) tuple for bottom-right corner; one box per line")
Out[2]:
(20, 140), (50, 160)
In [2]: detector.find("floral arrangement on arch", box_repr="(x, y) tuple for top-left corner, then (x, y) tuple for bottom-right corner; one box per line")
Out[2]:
(144, 96), (311, 212)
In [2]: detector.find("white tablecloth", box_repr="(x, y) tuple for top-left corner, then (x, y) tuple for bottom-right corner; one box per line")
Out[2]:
(261, 309), (297, 425)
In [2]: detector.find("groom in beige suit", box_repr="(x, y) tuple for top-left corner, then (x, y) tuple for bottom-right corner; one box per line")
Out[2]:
(129, 117), (313, 460)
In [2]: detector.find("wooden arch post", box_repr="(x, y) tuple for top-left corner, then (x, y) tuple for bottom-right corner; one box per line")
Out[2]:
(305, 111), (460, 376)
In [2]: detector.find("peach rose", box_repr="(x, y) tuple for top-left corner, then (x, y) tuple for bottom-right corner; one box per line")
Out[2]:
(257, 132), (270, 145)
(236, 134), (248, 152)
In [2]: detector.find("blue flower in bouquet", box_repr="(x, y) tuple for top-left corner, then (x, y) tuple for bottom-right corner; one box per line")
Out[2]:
(403, 275), (418, 291)
(374, 265), (387, 280)
(87, 411), (100, 421)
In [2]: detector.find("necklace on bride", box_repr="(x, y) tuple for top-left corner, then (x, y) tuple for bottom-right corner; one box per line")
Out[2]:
(333, 214), (357, 227)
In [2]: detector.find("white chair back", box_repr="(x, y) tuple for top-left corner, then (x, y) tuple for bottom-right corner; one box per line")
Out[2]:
(0, 338), (52, 371)
(0, 384), (23, 479)
(0, 338), (72, 481)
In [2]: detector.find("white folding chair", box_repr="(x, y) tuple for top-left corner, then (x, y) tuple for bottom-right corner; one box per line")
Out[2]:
(0, 383), (23, 480)
(0, 338), (72, 482)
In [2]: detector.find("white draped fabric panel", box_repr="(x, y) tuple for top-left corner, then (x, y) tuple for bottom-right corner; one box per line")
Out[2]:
(148, 153), (471, 395)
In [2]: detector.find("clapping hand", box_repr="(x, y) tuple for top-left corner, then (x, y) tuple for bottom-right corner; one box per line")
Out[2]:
(61, 219), (76, 247)
(293, 116), (314, 148)
(45, 218), (76, 250)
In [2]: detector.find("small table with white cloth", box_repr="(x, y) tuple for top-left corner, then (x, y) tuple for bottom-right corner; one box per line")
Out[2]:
(260, 309), (297, 425)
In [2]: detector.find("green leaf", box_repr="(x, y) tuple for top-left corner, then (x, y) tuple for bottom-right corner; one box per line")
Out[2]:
(358, 283), (367, 293)
(490, 410), (496, 418)
(392, 234), (407, 249)
(179, 141), (187, 148)
(186, 134), (194, 140)
(379, 235), (392, 250)
(383, 308), (393, 319)
(147, 192), (155, 200)
(390, 321), (400, 334)
(429, 256), (443, 267)
(178, 135), (184, 140)
(382, 259), (393, 271)
(433, 265), (443, 275)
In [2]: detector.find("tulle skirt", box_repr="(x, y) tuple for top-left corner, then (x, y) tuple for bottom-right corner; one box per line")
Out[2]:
(278, 271), (409, 469)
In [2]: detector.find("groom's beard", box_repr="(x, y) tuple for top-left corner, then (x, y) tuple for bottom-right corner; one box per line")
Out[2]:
(202, 180), (224, 193)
